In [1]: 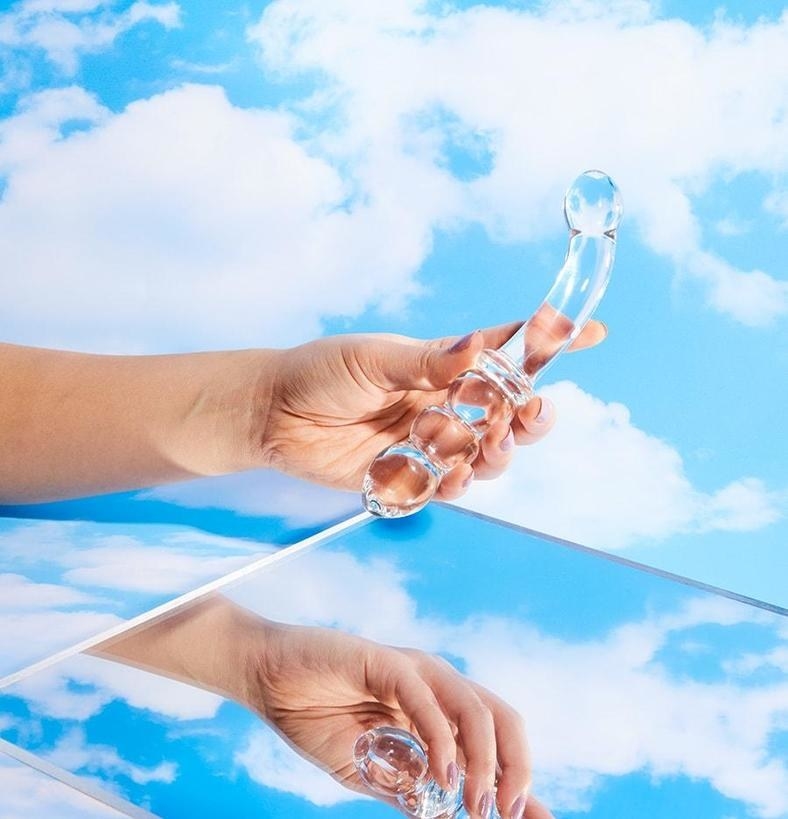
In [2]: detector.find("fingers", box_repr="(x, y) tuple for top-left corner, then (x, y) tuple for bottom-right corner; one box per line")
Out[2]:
(523, 795), (556, 819)
(363, 317), (605, 394)
(470, 420), (515, 481)
(422, 662), (498, 817)
(363, 330), (486, 392)
(455, 698), (497, 819)
(478, 691), (532, 819)
(373, 648), (543, 819)
(511, 396), (556, 445)
(475, 320), (525, 351)
(391, 666), (459, 791)
(437, 395), (555, 497)
(436, 462), (474, 501)
(567, 318), (607, 351)
(423, 660), (532, 819)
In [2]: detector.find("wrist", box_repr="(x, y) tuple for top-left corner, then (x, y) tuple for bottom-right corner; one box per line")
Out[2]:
(176, 347), (281, 476)
(236, 615), (286, 719)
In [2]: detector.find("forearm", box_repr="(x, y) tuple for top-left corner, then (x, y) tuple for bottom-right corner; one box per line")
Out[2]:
(0, 343), (277, 503)
(89, 596), (267, 709)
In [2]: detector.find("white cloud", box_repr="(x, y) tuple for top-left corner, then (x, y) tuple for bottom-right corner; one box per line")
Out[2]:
(5, 543), (786, 817)
(726, 645), (788, 677)
(451, 598), (788, 817)
(0, 82), (428, 351)
(0, 522), (128, 681)
(60, 542), (256, 594)
(0, 573), (96, 609)
(46, 727), (176, 785)
(0, 1), (181, 75)
(227, 547), (446, 650)
(690, 250), (788, 327)
(0, 753), (129, 819)
(13, 653), (223, 722)
(765, 188), (788, 230)
(0, 519), (272, 679)
(248, 0), (788, 327)
(0, 519), (271, 594)
(539, 0), (655, 24)
(213, 551), (788, 817)
(460, 381), (783, 549)
(236, 727), (362, 807)
(0, 609), (123, 680)
(0, 85), (108, 172)
(699, 477), (783, 532)
(714, 216), (751, 237)
(144, 470), (360, 527)
(3, 3), (786, 354)
(0, 520), (82, 565)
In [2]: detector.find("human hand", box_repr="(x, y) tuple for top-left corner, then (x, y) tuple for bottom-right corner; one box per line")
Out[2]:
(253, 320), (605, 498)
(245, 617), (554, 819)
(95, 596), (553, 819)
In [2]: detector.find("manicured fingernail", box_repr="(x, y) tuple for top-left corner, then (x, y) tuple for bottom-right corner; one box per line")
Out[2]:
(534, 396), (554, 425)
(599, 321), (609, 339)
(462, 469), (474, 489)
(449, 330), (477, 354)
(510, 794), (528, 819)
(478, 790), (495, 819)
(447, 761), (460, 790)
(500, 429), (515, 452)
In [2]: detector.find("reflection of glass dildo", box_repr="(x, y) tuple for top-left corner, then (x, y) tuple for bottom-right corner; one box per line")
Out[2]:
(362, 170), (623, 518)
(354, 726), (498, 818)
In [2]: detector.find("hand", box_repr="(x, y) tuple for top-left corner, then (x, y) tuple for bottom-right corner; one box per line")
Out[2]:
(245, 617), (555, 819)
(255, 320), (605, 498)
(95, 597), (554, 819)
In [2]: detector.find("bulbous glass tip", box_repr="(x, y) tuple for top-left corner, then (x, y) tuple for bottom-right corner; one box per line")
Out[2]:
(564, 170), (622, 235)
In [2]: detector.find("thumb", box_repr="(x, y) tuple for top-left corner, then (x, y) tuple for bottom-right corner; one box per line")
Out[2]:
(368, 330), (485, 393)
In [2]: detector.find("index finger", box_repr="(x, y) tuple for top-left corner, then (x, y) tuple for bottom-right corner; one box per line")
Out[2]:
(436, 319), (605, 356)
(567, 319), (607, 351)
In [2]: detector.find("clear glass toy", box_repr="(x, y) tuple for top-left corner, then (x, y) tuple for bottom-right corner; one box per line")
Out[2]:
(353, 725), (499, 818)
(362, 170), (623, 518)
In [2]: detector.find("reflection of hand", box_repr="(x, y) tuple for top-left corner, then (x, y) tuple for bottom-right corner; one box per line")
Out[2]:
(255, 321), (605, 500)
(95, 597), (554, 819)
(249, 618), (554, 819)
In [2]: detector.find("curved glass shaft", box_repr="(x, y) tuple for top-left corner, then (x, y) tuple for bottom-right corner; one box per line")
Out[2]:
(499, 233), (616, 379)
(362, 170), (623, 519)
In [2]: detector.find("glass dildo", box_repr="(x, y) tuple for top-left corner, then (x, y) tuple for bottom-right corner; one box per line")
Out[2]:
(362, 170), (623, 518)
(354, 726), (498, 818)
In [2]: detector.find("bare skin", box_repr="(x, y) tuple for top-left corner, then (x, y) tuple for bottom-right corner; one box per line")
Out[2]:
(93, 596), (556, 819)
(3, 320), (606, 818)
(0, 319), (605, 504)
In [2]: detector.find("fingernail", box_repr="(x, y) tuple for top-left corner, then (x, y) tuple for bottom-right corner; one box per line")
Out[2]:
(478, 790), (495, 819)
(510, 794), (528, 819)
(447, 761), (460, 791)
(462, 469), (474, 489)
(449, 330), (477, 354)
(599, 321), (609, 339)
(500, 429), (515, 452)
(534, 396), (554, 425)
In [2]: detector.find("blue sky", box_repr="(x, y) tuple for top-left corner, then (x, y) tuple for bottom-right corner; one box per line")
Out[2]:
(0, 505), (785, 818)
(0, 0), (786, 654)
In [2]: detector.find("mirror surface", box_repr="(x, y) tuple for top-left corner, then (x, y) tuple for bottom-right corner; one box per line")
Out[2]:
(0, 505), (785, 819)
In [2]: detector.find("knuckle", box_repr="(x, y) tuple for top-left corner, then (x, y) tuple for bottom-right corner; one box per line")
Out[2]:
(504, 708), (527, 737)
(463, 698), (495, 736)
(502, 762), (531, 784)
(416, 346), (437, 378)
(400, 647), (431, 671)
